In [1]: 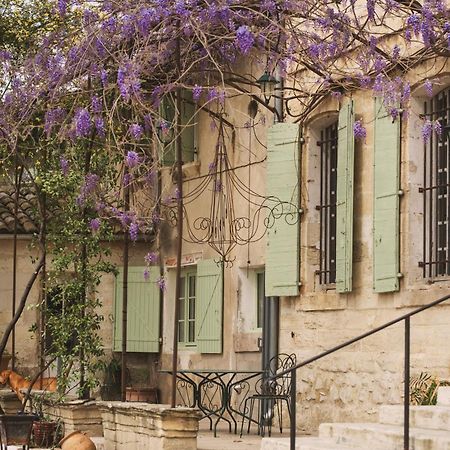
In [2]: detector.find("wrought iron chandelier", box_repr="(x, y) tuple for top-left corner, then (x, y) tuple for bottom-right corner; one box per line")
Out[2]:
(165, 117), (300, 264)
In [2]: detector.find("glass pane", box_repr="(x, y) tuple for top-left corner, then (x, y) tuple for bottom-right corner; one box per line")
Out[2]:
(257, 272), (265, 328)
(180, 276), (185, 298)
(189, 275), (196, 297)
(188, 321), (195, 342)
(189, 298), (195, 320)
(178, 298), (185, 320)
(178, 321), (184, 343)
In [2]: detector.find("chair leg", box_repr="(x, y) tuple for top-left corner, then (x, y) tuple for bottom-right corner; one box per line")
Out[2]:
(248, 398), (255, 435)
(240, 397), (250, 438)
(277, 399), (283, 433)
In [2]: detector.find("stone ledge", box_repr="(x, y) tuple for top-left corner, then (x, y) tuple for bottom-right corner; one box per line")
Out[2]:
(97, 401), (201, 450)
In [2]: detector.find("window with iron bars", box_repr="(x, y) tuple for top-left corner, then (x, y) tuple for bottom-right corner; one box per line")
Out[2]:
(316, 121), (338, 285)
(420, 88), (450, 278)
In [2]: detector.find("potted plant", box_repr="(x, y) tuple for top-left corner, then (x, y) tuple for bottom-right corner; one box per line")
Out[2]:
(29, 391), (61, 448)
(100, 357), (122, 401)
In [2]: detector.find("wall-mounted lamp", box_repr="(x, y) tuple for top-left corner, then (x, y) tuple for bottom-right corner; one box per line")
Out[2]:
(257, 71), (278, 104)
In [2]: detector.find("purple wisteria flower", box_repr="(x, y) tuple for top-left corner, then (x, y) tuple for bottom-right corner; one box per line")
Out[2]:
(94, 117), (105, 137)
(236, 26), (254, 54)
(422, 119), (433, 142)
(117, 63), (141, 101)
(77, 173), (99, 205)
(58, 0), (68, 16)
(157, 276), (166, 291)
(91, 95), (102, 114)
(145, 251), (158, 264)
(60, 156), (69, 176)
(44, 108), (65, 137)
(100, 69), (108, 87)
(143, 268), (150, 281)
(123, 173), (133, 186)
(129, 123), (144, 140)
(424, 79), (433, 97)
(125, 150), (140, 168)
(353, 120), (367, 140)
(74, 108), (91, 137)
(193, 85), (202, 102)
(151, 211), (161, 226)
(129, 222), (139, 241)
(90, 218), (101, 232)
(434, 120), (442, 136)
(214, 180), (223, 192)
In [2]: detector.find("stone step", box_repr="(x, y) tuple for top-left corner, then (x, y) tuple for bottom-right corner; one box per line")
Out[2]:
(438, 387), (450, 406)
(379, 405), (450, 431)
(319, 422), (450, 450)
(261, 436), (362, 450)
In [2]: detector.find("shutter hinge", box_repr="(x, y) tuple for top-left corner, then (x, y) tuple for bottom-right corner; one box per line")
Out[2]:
(158, 337), (163, 344)
(398, 189), (404, 197)
(397, 273), (403, 279)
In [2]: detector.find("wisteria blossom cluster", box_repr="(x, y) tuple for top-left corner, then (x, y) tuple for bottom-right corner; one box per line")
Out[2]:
(0, 0), (449, 274)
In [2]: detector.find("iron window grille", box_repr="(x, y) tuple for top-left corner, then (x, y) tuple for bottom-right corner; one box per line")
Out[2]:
(316, 121), (338, 285)
(420, 88), (450, 278)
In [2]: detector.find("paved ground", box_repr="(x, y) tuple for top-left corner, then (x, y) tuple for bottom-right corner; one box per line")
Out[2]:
(197, 422), (285, 450)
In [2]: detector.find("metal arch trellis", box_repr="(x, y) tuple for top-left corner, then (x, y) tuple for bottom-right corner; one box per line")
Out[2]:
(164, 117), (300, 264)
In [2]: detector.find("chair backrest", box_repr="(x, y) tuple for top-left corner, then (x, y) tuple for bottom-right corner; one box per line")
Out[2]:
(262, 353), (296, 396)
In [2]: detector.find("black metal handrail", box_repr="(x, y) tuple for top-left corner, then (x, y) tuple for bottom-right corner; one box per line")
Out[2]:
(269, 293), (450, 450)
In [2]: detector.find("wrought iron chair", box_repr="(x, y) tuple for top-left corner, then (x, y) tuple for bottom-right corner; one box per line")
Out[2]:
(240, 353), (296, 437)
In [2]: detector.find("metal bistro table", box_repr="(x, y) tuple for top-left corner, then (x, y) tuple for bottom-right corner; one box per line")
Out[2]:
(161, 369), (264, 436)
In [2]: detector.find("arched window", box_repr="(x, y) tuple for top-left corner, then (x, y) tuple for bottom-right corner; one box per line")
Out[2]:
(420, 88), (450, 277)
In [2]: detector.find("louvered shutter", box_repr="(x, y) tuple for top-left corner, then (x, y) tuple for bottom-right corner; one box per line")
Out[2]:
(181, 91), (196, 163)
(373, 98), (401, 292)
(113, 267), (160, 353)
(336, 100), (355, 293)
(196, 260), (223, 353)
(160, 96), (176, 166)
(265, 123), (301, 297)
(160, 91), (196, 166)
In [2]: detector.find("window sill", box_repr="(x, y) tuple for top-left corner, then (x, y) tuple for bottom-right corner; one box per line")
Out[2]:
(160, 161), (201, 182)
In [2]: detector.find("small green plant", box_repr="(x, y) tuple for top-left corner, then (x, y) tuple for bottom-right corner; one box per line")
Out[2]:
(410, 372), (450, 406)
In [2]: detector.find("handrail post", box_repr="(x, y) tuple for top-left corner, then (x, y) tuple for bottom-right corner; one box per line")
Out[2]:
(291, 369), (296, 450)
(404, 317), (410, 450)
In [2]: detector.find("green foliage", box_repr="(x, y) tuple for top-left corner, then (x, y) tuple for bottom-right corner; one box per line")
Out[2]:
(0, 0), (76, 56)
(410, 372), (450, 406)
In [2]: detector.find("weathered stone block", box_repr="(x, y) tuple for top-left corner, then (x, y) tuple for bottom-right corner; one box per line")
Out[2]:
(97, 401), (201, 450)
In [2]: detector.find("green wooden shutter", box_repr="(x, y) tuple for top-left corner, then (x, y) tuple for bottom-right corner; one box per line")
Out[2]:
(265, 123), (301, 297)
(160, 96), (176, 166)
(181, 91), (196, 163)
(336, 100), (355, 293)
(113, 266), (160, 353)
(373, 98), (400, 292)
(196, 259), (223, 353)
(160, 91), (196, 166)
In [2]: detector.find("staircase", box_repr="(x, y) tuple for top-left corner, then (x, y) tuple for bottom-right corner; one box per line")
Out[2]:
(261, 387), (450, 450)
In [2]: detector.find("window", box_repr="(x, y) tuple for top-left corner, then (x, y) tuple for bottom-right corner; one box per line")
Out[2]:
(420, 88), (450, 278)
(316, 121), (338, 284)
(256, 272), (265, 329)
(160, 90), (197, 166)
(178, 270), (197, 345)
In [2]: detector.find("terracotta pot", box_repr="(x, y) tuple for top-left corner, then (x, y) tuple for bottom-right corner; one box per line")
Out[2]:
(32, 420), (57, 447)
(125, 386), (158, 403)
(59, 430), (96, 450)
